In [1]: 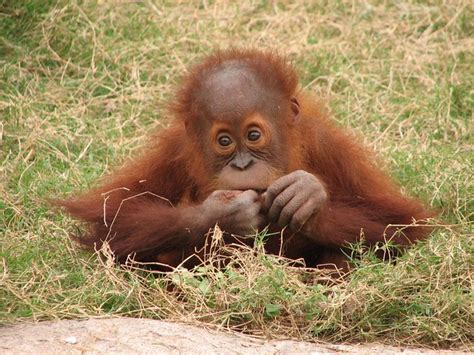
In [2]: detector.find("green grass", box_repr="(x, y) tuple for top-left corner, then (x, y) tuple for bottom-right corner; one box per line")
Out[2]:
(1, 0), (472, 349)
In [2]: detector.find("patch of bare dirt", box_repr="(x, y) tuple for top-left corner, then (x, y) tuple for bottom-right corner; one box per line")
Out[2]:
(0, 318), (467, 354)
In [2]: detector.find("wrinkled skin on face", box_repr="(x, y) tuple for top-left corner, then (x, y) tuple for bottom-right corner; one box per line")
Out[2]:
(192, 61), (290, 192)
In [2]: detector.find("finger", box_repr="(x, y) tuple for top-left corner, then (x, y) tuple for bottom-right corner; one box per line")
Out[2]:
(231, 190), (258, 209)
(209, 190), (224, 197)
(277, 192), (308, 227)
(247, 198), (262, 217)
(241, 189), (259, 201)
(263, 173), (300, 212)
(250, 214), (265, 232)
(212, 190), (244, 203)
(260, 192), (270, 214)
(268, 182), (300, 222)
(219, 192), (250, 214)
(289, 199), (318, 232)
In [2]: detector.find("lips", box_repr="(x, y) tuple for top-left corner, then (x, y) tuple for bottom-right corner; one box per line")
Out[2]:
(217, 172), (271, 192)
(216, 161), (281, 192)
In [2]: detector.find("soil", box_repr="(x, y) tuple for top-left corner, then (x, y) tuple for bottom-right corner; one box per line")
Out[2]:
(0, 318), (467, 354)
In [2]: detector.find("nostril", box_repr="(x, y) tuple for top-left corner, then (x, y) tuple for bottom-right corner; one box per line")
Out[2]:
(245, 159), (255, 169)
(231, 163), (244, 171)
(231, 158), (254, 170)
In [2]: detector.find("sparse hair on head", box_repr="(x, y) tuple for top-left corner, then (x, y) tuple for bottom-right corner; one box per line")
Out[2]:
(172, 48), (299, 122)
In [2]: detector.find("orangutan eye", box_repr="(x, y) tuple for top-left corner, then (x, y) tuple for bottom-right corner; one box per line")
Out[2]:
(218, 135), (232, 147)
(247, 130), (261, 142)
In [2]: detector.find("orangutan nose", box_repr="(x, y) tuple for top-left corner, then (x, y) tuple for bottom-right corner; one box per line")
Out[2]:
(231, 153), (255, 171)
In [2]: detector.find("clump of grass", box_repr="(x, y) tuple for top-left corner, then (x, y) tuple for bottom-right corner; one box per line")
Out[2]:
(2, 226), (472, 348)
(1, 0), (472, 349)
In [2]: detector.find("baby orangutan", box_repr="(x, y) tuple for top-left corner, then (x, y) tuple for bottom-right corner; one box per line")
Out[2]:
(58, 49), (434, 270)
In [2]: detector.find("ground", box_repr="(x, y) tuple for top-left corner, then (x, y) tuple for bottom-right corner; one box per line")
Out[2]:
(0, 318), (467, 354)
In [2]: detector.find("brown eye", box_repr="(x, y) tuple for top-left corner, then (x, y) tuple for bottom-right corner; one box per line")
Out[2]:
(247, 130), (261, 142)
(218, 135), (232, 147)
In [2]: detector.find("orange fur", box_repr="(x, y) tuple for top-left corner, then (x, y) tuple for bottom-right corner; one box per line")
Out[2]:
(56, 49), (434, 268)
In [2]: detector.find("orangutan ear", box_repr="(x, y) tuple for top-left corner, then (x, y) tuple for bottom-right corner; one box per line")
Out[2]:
(289, 97), (300, 124)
